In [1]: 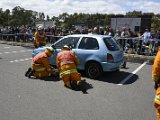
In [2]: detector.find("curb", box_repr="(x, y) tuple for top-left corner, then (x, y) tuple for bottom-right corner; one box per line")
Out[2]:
(0, 40), (155, 64)
(124, 53), (154, 64)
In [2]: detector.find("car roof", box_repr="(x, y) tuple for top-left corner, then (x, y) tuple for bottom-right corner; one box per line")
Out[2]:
(65, 34), (112, 38)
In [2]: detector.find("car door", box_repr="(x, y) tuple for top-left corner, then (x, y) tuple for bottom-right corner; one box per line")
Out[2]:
(49, 36), (80, 65)
(76, 37), (99, 70)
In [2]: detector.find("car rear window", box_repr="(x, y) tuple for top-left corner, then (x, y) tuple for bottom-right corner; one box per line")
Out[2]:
(103, 37), (120, 51)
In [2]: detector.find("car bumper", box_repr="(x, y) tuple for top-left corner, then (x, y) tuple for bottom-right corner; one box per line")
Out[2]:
(101, 59), (124, 72)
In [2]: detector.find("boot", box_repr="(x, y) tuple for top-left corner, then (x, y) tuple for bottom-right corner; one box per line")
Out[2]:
(25, 67), (32, 77)
(78, 79), (88, 94)
(70, 80), (78, 90)
(28, 69), (35, 78)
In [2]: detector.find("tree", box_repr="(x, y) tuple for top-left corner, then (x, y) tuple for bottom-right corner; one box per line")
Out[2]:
(126, 10), (142, 17)
(46, 15), (50, 21)
(2, 9), (11, 25)
(10, 6), (36, 26)
(152, 14), (160, 32)
(58, 12), (69, 22)
(12, 6), (26, 25)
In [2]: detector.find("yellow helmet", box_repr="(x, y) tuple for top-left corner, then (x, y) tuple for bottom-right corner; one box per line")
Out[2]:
(45, 47), (54, 56)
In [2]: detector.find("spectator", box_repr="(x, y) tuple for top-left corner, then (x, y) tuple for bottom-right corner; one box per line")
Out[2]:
(141, 28), (151, 46)
(108, 27), (114, 37)
(120, 27), (127, 38)
(114, 29), (121, 39)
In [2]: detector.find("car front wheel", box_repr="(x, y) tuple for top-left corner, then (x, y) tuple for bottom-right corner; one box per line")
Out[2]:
(85, 62), (103, 79)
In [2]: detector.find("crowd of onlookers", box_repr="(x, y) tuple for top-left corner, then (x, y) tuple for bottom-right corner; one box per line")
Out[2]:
(0, 25), (149, 38)
(1, 25), (160, 39)
(1, 25), (160, 55)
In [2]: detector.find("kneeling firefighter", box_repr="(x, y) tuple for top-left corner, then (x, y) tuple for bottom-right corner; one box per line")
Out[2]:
(25, 47), (54, 78)
(56, 45), (86, 93)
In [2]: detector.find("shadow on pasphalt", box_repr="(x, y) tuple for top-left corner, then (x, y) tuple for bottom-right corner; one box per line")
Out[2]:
(26, 72), (93, 94)
(80, 70), (139, 85)
(100, 71), (139, 85)
(39, 77), (93, 94)
(70, 80), (93, 94)
(39, 76), (60, 82)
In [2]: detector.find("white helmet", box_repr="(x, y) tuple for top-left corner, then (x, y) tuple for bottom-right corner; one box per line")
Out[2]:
(62, 45), (70, 50)
(38, 26), (43, 30)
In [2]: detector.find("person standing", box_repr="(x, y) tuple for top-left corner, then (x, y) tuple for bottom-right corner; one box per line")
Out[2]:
(108, 27), (114, 37)
(34, 26), (46, 48)
(141, 28), (151, 46)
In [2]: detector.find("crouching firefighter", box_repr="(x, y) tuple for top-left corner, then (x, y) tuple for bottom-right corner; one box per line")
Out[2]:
(152, 48), (160, 120)
(56, 45), (87, 93)
(25, 47), (54, 78)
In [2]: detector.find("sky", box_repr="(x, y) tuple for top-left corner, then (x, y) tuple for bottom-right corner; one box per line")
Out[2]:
(0, 0), (160, 17)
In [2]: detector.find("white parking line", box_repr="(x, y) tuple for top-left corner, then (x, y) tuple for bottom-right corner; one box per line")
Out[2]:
(118, 62), (147, 85)
(0, 50), (32, 55)
(4, 47), (10, 48)
(4, 52), (10, 54)
(10, 57), (32, 63)
(0, 46), (20, 50)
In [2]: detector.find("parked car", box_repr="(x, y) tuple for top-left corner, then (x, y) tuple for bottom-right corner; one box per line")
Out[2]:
(32, 34), (124, 79)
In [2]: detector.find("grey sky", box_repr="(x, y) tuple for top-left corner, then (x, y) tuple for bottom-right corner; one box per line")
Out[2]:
(0, 0), (160, 17)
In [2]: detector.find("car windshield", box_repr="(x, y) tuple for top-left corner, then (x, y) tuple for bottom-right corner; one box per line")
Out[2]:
(103, 37), (120, 51)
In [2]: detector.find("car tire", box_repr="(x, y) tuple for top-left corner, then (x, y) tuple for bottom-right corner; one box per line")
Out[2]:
(85, 62), (103, 79)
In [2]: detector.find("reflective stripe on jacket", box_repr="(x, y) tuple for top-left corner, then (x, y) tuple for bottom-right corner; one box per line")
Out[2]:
(60, 69), (78, 78)
(155, 87), (160, 105)
(155, 96), (160, 105)
(57, 51), (75, 66)
(33, 52), (47, 64)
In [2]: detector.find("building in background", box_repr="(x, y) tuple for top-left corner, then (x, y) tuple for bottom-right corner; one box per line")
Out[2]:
(36, 21), (56, 28)
(111, 16), (152, 33)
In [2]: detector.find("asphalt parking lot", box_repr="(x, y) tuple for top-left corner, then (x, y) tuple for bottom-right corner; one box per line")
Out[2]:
(0, 43), (156, 120)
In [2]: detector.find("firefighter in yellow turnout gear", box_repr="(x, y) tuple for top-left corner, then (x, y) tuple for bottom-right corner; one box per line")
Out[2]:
(152, 48), (160, 120)
(31, 47), (54, 78)
(34, 26), (46, 48)
(56, 45), (86, 93)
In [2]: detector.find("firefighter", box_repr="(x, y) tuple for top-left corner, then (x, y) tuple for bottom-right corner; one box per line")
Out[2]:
(25, 47), (54, 78)
(152, 48), (160, 120)
(56, 45), (86, 93)
(34, 26), (46, 48)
